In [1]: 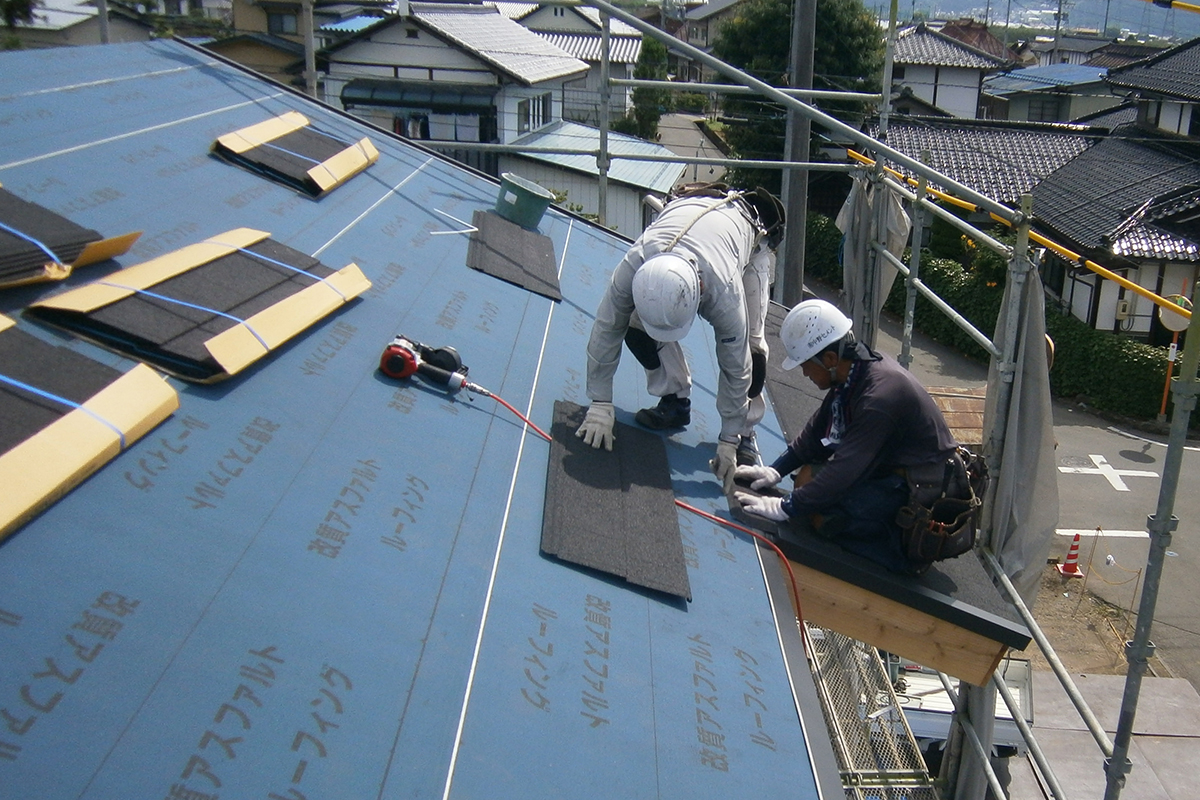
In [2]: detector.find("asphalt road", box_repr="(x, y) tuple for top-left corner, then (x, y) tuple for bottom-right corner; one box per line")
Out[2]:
(1051, 402), (1200, 690)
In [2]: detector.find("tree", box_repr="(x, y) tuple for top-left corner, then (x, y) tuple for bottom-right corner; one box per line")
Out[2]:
(711, 0), (884, 191)
(630, 35), (671, 140)
(3, 0), (37, 28)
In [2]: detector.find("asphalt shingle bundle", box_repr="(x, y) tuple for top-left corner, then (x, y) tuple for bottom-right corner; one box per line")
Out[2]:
(466, 210), (561, 301)
(26, 228), (370, 382)
(0, 187), (139, 288)
(212, 112), (379, 198)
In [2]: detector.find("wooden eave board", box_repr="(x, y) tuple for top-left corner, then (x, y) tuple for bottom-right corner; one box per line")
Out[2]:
(26, 233), (369, 382)
(212, 113), (378, 198)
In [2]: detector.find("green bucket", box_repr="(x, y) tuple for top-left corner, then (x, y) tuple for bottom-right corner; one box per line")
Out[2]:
(494, 172), (554, 230)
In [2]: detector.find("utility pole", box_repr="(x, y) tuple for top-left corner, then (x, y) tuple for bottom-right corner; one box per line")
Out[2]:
(776, 0), (816, 306)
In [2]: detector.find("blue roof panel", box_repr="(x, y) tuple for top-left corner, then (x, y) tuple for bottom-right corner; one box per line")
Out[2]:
(0, 40), (830, 800)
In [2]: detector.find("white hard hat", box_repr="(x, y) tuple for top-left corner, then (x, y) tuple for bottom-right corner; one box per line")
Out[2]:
(779, 299), (853, 370)
(632, 252), (700, 342)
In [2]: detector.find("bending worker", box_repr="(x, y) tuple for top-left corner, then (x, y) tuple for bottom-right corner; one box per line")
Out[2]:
(733, 299), (966, 573)
(574, 186), (784, 491)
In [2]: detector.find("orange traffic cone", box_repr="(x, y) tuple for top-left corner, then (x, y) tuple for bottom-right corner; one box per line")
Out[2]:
(1057, 532), (1085, 578)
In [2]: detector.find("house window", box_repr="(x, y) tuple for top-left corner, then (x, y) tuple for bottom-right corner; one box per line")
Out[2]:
(517, 92), (554, 135)
(517, 99), (531, 134)
(553, 6), (565, 15)
(893, 66), (905, 80)
(406, 28), (419, 39)
(267, 12), (297, 34)
(1027, 96), (1063, 122)
(1188, 105), (1200, 137)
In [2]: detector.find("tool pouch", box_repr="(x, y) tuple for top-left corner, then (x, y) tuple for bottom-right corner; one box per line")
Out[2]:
(895, 447), (987, 569)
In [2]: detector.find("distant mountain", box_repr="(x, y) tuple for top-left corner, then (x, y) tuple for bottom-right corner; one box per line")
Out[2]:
(882, 0), (1200, 42)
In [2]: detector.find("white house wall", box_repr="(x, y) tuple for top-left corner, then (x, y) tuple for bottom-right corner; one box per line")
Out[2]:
(521, 6), (595, 32)
(902, 64), (980, 117)
(330, 25), (498, 85)
(497, 155), (644, 236)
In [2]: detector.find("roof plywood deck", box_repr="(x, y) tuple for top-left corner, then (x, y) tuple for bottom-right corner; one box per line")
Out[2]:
(0, 41), (834, 799)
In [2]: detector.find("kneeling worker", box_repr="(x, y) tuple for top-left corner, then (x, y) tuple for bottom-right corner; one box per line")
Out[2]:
(574, 186), (784, 491)
(734, 299), (966, 573)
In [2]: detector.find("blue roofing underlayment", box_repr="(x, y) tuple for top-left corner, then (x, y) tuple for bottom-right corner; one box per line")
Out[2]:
(0, 40), (836, 798)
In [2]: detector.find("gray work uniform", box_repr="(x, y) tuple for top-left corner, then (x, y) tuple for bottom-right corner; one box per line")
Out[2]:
(585, 194), (771, 441)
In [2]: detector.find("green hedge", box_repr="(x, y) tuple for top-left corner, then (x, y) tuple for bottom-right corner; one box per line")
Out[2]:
(802, 212), (1178, 423)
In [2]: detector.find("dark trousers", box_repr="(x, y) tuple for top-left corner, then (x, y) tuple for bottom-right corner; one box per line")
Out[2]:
(815, 474), (917, 574)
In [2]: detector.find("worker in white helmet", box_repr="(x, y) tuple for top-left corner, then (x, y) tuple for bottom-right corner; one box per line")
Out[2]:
(574, 186), (784, 493)
(733, 299), (965, 573)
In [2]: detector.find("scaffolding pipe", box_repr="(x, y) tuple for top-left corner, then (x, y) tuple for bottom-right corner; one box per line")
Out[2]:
(852, 148), (1191, 323)
(1104, 280), (1200, 799)
(876, 245), (1002, 358)
(899, 158), (929, 369)
(937, 672), (1008, 800)
(982, 548), (1116, 757)
(992, 672), (1067, 800)
(598, 12), (611, 227)
(609, 78), (881, 102)
(584, 0), (1018, 224)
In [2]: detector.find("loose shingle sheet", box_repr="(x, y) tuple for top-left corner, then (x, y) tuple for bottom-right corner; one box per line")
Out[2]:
(542, 400), (690, 599)
(466, 209), (561, 301)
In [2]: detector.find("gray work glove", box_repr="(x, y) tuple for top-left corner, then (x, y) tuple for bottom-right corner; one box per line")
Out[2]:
(576, 402), (615, 451)
(710, 437), (738, 495)
(735, 491), (788, 522)
(734, 464), (781, 490)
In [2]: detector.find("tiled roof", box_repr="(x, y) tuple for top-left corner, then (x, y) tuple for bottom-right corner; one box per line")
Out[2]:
(535, 32), (641, 63)
(895, 24), (1008, 69)
(1106, 36), (1200, 102)
(320, 13), (388, 33)
(1070, 101), (1138, 129)
(574, 6), (641, 36)
(511, 120), (685, 193)
(412, 5), (588, 85)
(1032, 137), (1200, 262)
(872, 118), (1095, 206)
(1084, 41), (1170, 69)
(983, 64), (1108, 96)
(685, 0), (744, 21)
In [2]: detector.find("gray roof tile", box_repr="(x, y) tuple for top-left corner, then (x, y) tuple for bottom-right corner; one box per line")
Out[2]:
(873, 118), (1094, 205)
(535, 32), (641, 63)
(1032, 137), (1200, 261)
(895, 24), (1008, 70)
(1106, 36), (1200, 102)
(414, 5), (587, 85)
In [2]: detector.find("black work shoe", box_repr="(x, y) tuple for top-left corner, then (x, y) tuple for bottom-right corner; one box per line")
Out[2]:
(634, 394), (691, 430)
(736, 433), (762, 467)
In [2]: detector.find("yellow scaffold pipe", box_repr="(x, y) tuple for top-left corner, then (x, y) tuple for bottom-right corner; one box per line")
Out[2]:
(1137, 0), (1200, 15)
(847, 149), (1193, 322)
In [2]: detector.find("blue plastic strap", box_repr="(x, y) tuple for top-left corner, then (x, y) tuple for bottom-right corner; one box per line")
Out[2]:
(0, 219), (63, 266)
(0, 372), (127, 449)
(211, 243), (347, 301)
(99, 281), (271, 352)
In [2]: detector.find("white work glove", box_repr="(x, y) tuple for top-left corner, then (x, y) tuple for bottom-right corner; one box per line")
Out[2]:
(734, 464), (781, 490)
(576, 402), (615, 451)
(710, 438), (738, 495)
(735, 491), (789, 522)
